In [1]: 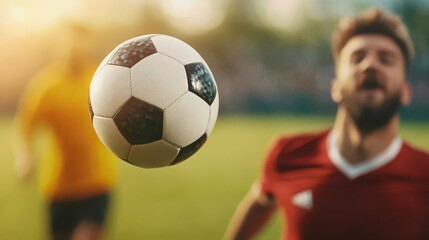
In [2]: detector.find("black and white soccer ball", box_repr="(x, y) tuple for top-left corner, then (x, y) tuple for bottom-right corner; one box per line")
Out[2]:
(89, 34), (219, 168)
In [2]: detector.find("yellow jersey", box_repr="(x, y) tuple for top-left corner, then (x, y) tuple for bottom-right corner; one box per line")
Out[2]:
(16, 60), (117, 200)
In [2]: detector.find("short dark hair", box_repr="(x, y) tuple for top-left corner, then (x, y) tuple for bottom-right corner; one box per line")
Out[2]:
(332, 8), (414, 67)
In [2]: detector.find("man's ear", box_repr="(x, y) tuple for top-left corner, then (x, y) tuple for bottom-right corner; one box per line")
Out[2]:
(401, 82), (413, 106)
(330, 79), (342, 103)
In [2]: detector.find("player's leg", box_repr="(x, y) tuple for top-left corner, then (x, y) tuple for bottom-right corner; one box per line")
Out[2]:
(48, 200), (77, 240)
(72, 221), (104, 240)
(71, 192), (111, 240)
(52, 232), (73, 240)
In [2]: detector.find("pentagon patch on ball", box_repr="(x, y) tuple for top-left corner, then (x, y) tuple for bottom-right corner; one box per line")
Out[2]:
(108, 37), (157, 68)
(185, 62), (217, 105)
(89, 34), (219, 168)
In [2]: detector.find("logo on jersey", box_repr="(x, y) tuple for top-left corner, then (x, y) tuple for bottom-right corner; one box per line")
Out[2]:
(292, 190), (313, 210)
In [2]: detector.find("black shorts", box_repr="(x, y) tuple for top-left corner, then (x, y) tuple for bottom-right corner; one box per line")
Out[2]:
(48, 192), (110, 234)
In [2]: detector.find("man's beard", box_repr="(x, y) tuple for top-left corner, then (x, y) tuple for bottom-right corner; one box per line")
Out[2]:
(342, 91), (402, 134)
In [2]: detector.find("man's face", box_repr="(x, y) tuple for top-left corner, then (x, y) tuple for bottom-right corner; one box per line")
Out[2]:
(332, 34), (411, 133)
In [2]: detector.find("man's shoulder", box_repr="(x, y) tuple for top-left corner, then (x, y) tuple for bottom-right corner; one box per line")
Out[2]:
(272, 130), (329, 154)
(28, 64), (62, 91)
(391, 141), (429, 178)
(266, 129), (330, 172)
(19, 64), (61, 106)
(401, 141), (429, 160)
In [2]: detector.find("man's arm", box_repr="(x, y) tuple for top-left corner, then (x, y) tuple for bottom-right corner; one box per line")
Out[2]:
(13, 100), (40, 181)
(224, 183), (277, 240)
(13, 129), (36, 180)
(12, 74), (47, 181)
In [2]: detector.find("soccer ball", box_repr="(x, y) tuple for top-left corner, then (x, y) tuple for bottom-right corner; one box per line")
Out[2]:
(89, 34), (219, 168)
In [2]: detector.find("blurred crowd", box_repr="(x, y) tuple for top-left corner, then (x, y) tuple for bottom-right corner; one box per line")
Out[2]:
(1, 0), (428, 119)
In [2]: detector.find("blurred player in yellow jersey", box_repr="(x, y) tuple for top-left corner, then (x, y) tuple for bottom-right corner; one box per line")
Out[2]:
(13, 21), (117, 240)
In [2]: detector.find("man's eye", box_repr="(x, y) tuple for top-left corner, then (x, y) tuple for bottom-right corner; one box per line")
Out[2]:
(351, 52), (364, 64)
(379, 54), (395, 65)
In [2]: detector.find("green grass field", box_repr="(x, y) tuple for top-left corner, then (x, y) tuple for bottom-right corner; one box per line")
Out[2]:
(1, 115), (428, 239)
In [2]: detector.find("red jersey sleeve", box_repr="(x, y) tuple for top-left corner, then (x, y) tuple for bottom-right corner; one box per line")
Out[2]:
(259, 136), (288, 195)
(258, 130), (330, 196)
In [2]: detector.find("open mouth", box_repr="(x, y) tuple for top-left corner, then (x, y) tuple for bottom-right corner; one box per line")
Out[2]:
(359, 75), (385, 91)
(361, 81), (383, 90)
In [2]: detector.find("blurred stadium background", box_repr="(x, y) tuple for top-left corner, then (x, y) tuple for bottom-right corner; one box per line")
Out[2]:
(1, 0), (428, 239)
(1, 0), (429, 117)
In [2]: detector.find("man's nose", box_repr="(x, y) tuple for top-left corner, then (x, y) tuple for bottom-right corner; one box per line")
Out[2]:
(360, 53), (381, 71)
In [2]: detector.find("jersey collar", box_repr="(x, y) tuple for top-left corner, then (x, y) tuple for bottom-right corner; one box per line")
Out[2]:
(327, 131), (403, 179)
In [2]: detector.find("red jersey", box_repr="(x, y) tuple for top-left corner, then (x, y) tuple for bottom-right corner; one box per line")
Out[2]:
(260, 130), (429, 240)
